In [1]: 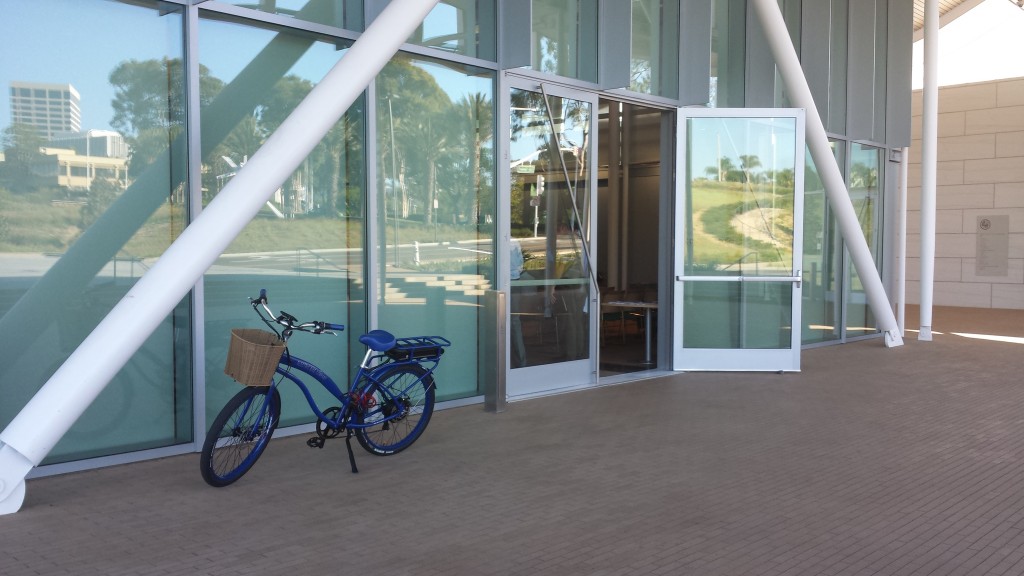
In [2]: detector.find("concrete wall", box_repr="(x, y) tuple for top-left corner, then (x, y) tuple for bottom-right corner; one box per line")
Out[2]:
(907, 77), (1024, 309)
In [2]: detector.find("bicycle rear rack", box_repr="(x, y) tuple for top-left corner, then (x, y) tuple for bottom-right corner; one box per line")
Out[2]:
(385, 335), (452, 362)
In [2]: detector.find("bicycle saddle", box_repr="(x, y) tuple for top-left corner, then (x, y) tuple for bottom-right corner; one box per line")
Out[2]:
(359, 329), (397, 352)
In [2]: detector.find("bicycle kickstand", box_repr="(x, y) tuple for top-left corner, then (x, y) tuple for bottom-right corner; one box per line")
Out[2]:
(344, 429), (359, 474)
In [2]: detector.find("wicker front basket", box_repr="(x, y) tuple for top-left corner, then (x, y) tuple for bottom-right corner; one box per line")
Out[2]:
(224, 328), (286, 387)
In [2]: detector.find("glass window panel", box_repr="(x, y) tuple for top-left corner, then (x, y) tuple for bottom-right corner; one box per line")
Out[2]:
(846, 142), (881, 338)
(683, 281), (793, 348)
(376, 54), (496, 400)
(509, 88), (592, 369)
(630, 0), (680, 98)
(827, 0), (848, 133)
(872, 0), (887, 142)
(0, 0), (191, 463)
(409, 1), (497, 61)
(709, 0), (745, 108)
(530, 0), (598, 82)
(214, 0), (364, 32)
(770, 0), (803, 108)
(801, 145), (844, 345)
(684, 116), (798, 276)
(199, 16), (367, 428)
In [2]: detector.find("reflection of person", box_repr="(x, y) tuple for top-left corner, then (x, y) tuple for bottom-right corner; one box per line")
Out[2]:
(510, 239), (527, 368)
(510, 238), (525, 281)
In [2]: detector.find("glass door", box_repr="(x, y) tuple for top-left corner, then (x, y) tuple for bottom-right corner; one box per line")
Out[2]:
(673, 109), (805, 371)
(505, 80), (598, 398)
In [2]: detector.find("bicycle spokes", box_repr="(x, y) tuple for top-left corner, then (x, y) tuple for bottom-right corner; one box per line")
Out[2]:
(353, 365), (435, 457)
(228, 398), (272, 443)
(201, 387), (281, 487)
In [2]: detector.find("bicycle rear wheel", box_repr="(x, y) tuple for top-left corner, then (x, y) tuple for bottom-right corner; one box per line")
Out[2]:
(200, 386), (281, 487)
(353, 364), (435, 456)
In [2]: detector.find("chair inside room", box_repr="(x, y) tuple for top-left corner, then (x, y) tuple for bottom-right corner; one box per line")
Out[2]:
(600, 289), (625, 343)
(622, 287), (647, 337)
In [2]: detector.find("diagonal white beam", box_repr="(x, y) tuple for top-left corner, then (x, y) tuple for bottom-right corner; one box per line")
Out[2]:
(750, 0), (904, 348)
(0, 0), (440, 515)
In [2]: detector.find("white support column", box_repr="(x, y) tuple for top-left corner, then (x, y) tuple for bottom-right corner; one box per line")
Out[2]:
(0, 0), (440, 515)
(898, 147), (909, 336)
(750, 0), (903, 348)
(919, 0), (939, 341)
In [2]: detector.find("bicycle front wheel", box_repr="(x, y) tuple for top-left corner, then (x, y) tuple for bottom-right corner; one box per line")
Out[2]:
(200, 386), (281, 487)
(353, 364), (435, 456)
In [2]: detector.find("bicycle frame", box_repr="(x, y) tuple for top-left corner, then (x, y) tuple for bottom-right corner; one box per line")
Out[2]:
(269, 346), (442, 432)
(200, 289), (451, 484)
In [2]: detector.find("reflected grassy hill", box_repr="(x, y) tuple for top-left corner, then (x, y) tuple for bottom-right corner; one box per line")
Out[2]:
(689, 180), (794, 271)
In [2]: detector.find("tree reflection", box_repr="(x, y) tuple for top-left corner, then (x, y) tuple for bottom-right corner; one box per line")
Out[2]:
(375, 56), (494, 242)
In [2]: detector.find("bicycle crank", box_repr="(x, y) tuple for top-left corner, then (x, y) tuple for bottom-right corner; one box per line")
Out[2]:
(308, 406), (343, 449)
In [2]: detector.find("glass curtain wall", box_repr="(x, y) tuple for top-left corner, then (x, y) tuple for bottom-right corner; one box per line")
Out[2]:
(801, 140), (883, 343)
(0, 0), (192, 463)
(710, 0), (745, 108)
(825, 0), (848, 133)
(409, 0), (497, 60)
(630, 0), (680, 99)
(375, 54), (495, 401)
(199, 15), (367, 429)
(845, 142), (882, 338)
(0, 0), (499, 471)
(801, 145), (844, 345)
(530, 0), (598, 83)
(218, 0), (364, 30)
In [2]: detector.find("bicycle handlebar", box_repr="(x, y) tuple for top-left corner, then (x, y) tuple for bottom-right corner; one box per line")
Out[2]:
(250, 289), (345, 337)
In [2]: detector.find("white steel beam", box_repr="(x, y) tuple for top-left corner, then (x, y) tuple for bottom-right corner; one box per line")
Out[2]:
(750, 0), (904, 348)
(899, 147), (910, 336)
(0, 0), (440, 515)
(919, 0), (939, 341)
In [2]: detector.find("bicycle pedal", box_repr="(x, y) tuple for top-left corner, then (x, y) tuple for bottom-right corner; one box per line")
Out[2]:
(306, 437), (326, 449)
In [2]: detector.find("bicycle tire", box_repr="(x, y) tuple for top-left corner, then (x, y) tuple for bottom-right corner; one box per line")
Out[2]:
(200, 385), (281, 487)
(353, 364), (435, 456)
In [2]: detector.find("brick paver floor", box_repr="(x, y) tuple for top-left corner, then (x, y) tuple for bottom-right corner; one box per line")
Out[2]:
(2, 306), (1023, 575)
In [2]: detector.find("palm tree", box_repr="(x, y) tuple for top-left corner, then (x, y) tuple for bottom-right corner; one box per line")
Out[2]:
(423, 119), (446, 227)
(738, 154), (762, 182)
(376, 56), (452, 227)
(719, 156), (737, 182)
(454, 92), (494, 223)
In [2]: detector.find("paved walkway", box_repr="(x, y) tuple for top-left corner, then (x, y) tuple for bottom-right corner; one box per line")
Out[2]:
(3, 306), (1024, 575)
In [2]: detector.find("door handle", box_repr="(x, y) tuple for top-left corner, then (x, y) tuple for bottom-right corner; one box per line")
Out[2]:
(676, 274), (802, 287)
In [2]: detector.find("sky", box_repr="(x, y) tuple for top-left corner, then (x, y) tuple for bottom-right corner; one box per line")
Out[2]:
(0, 0), (181, 133)
(911, 0), (1024, 90)
(0, 0), (483, 137)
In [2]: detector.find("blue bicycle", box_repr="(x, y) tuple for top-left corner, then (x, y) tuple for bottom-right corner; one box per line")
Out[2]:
(200, 289), (450, 487)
